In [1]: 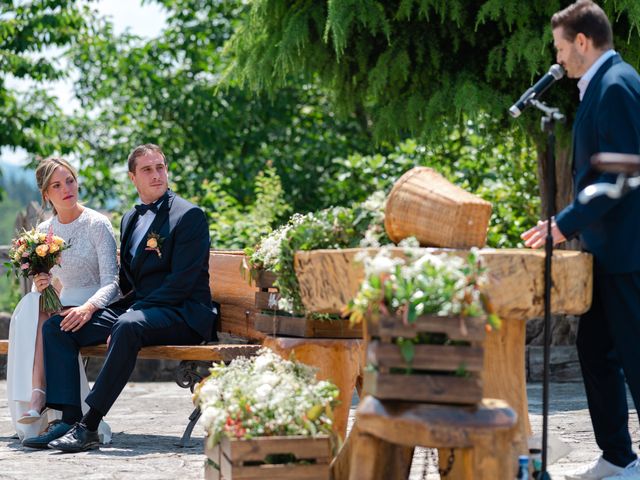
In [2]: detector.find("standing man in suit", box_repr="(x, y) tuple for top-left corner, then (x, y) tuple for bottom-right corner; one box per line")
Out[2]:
(23, 143), (217, 451)
(521, 1), (640, 478)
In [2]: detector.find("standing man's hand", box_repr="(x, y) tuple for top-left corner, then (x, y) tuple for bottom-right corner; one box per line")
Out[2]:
(521, 217), (567, 249)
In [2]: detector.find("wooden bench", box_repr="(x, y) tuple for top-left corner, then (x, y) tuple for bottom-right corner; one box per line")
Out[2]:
(0, 250), (264, 446)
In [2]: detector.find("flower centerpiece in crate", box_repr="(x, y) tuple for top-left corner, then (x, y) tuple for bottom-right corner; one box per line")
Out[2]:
(194, 348), (340, 480)
(346, 246), (500, 405)
(243, 192), (388, 338)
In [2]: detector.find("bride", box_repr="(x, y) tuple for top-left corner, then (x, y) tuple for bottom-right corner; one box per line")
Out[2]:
(6, 157), (119, 444)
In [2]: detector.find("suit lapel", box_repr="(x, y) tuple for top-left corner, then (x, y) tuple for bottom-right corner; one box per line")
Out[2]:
(131, 192), (173, 272)
(120, 210), (139, 256)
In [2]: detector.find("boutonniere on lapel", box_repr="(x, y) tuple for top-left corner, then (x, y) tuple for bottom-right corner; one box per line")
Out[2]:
(145, 231), (164, 258)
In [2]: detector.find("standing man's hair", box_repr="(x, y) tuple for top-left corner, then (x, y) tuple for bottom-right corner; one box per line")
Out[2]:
(551, 0), (613, 49)
(127, 144), (167, 173)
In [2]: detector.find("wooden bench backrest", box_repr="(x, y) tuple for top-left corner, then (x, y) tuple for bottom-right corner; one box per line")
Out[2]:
(209, 250), (264, 341)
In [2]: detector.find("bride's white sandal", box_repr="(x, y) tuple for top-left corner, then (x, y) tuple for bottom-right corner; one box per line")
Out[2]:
(17, 388), (47, 424)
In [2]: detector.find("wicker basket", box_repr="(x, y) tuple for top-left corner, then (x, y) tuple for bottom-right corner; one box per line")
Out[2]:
(384, 167), (492, 248)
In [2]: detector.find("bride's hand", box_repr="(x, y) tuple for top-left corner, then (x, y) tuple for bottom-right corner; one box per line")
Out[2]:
(33, 273), (52, 293)
(59, 302), (98, 332)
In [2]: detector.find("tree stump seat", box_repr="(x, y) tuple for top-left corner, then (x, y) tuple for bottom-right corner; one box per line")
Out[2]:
(348, 395), (518, 480)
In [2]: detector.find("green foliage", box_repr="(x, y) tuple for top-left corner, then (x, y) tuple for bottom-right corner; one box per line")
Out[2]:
(202, 164), (292, 250)
(0, 275), (21, 312)
(226, 0), (640, 141)
(0, 1), (90, 161)
(320, 119), (539, 248)
(63, 0), (373, 214)
(246, 192), (388, 314)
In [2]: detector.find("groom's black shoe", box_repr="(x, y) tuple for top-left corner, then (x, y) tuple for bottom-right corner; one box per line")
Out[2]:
(48, 422), (99, 453)
(22, 420), (72, 449)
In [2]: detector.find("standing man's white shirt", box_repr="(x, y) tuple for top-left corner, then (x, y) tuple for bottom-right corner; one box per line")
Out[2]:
(577, 49), (616, 101)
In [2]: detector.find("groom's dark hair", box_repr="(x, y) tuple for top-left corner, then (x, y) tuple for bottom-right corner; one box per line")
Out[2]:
(127, 143), (167, 172)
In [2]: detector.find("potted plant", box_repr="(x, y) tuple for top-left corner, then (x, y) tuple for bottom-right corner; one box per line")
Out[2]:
(194, 348), (340, 479)
(346, 247), (500, 405)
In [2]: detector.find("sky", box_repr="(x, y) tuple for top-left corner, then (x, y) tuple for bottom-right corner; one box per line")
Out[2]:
(0, 0), (168, 166)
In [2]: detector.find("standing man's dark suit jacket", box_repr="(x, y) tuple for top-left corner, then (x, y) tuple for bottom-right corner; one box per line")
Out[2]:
(118, 189), (217, 341)
(554, 53), (640, 468)
(555, 54), (640, 272)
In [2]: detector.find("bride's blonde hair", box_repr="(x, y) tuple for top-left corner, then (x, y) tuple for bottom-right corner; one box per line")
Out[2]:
(35, 157), (79, 215)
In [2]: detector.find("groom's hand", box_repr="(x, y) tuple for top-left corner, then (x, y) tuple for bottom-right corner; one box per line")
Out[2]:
(59, 302), (98, 332)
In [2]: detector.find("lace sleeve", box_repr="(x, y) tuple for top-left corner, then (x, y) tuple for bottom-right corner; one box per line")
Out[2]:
(85, 217), (120, 308)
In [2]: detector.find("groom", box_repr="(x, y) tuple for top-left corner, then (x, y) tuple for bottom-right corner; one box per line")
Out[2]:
(23, 143), (218, 451)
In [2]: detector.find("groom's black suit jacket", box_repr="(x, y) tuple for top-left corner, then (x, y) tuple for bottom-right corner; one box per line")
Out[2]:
(117, 190), (217, 341)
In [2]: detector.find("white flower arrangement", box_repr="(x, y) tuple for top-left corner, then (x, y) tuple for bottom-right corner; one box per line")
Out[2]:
(244, 192), (389, 314)
(194, 348), (340, 448)
(346, 246), (500, 330)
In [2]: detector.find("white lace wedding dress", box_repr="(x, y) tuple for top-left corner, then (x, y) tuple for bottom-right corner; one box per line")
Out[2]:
(6, 208), (120, 442)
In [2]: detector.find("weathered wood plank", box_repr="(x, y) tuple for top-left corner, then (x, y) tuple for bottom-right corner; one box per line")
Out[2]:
(255, 314), (362, 339)
(368, 341), (484, 372)
(253, 270), (277, 290)
(255, 291), (281, 310)
(222, 436), (331, 463)
(212, 436), (331, 480)
(294, 247), (593, 319)
(0, 340), (260, 362)
(210, 251), (263, 341)
(370, 315), (486, 342)
(363, 370), (483, 405)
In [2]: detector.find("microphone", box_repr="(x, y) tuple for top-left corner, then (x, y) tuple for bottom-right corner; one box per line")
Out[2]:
(509, 64), (565, 118)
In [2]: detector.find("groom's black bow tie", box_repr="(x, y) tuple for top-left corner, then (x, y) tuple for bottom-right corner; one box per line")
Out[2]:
(134, 191), (169, 216)
(134, 200), (160, 215)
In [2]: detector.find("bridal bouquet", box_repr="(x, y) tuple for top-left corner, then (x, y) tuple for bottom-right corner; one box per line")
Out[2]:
(5, 227), (70, 313)
(193, 348), (339, 448)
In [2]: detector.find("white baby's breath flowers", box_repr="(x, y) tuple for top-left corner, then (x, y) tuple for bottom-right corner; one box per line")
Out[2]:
(194, 348), (339, 448)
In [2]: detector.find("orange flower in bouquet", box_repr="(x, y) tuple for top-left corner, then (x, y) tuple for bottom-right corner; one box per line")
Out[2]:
(4, 226), (70, 313)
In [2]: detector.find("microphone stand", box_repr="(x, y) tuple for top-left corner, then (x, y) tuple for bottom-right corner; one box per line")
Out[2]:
(529, 98), (565, 480)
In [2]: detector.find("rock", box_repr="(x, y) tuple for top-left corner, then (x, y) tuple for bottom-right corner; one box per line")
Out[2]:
(526, 315), (579, 346)
(526, 345), (582, 382)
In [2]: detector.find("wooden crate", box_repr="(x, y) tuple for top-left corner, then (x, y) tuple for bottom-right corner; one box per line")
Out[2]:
(253, 268), (362, 338)
(364, 314), (486, 405)
(205, 435), (331, 480)
(255, 313), (362, 338)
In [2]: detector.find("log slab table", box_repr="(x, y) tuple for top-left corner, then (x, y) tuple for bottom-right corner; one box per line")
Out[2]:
(350, 396), (518, 480)
(294, 247), (593, 459)
(261, 336), (365, 440)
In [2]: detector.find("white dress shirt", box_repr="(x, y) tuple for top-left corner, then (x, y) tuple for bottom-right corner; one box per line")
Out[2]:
(129, 201), (163, 258)
(577, 49), (616, 101)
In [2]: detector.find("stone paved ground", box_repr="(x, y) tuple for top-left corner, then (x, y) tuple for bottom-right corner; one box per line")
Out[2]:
(0, 381), (637, 479)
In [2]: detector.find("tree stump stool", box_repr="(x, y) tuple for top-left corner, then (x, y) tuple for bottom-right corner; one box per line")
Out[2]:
(261, 336), (365, 440)
(348, 396), (518, 480)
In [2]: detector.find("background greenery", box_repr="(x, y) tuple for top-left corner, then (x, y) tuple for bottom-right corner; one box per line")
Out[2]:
(2, 0), (638, 313)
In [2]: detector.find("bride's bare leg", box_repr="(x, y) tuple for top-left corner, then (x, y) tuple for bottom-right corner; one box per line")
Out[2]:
(28, 311), (49, 412)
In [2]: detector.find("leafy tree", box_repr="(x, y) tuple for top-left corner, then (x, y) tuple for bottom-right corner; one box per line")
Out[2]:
(0, 0), (91, 199)
(63, 0), (375, 214)
(321, 119), (540, 248)
(225, 0), (640, 214)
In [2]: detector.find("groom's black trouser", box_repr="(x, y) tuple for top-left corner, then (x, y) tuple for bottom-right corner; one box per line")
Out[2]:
(577, 270), (640, 467)
(43, 306), (201, 416)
